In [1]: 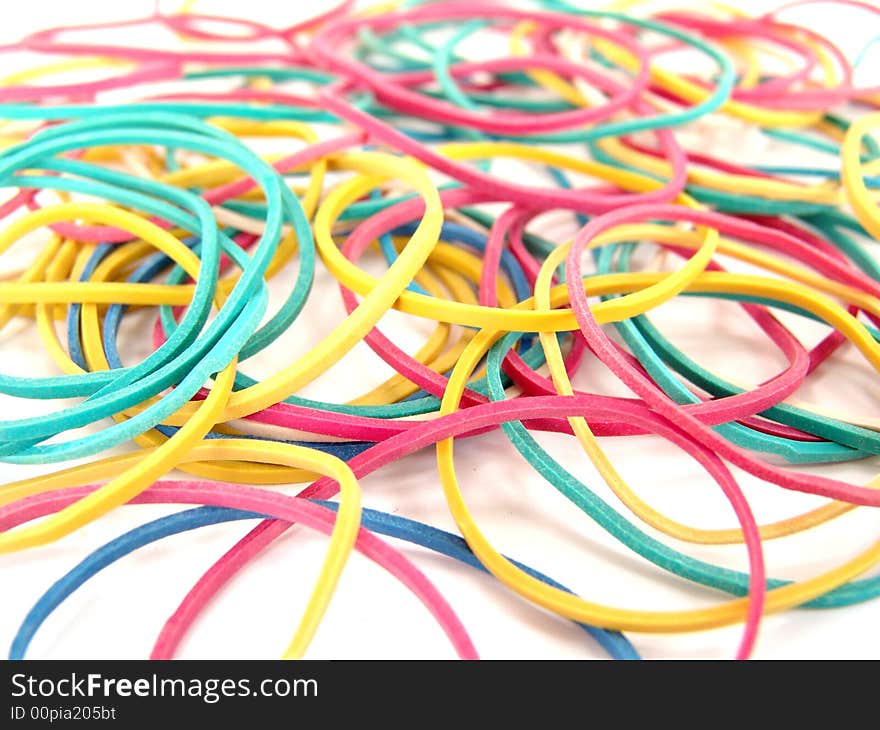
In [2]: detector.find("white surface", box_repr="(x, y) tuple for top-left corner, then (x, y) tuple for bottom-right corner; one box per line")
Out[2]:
(1, 1), (880, 660)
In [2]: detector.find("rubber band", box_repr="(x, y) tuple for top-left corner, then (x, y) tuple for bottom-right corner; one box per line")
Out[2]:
(3, 0), (880, 662)
(6, 499), (638, 660)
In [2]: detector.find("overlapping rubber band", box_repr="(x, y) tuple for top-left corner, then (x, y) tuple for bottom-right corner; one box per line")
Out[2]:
(1, 0), (880, 661)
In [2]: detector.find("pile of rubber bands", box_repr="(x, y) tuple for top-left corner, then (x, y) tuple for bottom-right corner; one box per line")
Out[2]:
(1, 0), (880, 660)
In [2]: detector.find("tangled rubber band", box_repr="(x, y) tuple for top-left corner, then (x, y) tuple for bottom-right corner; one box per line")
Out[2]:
(1, 0), (880, 661)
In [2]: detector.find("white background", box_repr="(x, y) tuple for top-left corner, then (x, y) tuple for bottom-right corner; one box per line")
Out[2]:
(0, 1), (879, 660)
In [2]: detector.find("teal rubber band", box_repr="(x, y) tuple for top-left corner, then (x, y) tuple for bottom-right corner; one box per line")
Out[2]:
(598, 243), (880, 463)
(0, 112), (309, 463)
(391, 0), (738, 144)
(485, 331), (880, 609)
